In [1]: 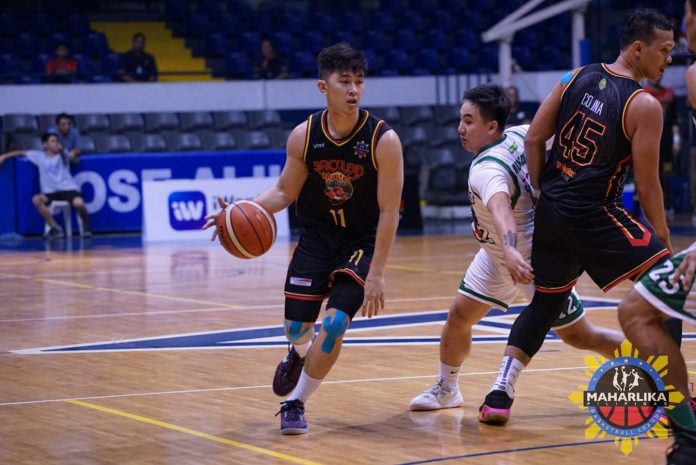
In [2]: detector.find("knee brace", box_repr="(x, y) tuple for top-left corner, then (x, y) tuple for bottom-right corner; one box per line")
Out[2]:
(320, 309), (350, 354)
(284, 320), (312, 343)
(508, 290), (570, 358)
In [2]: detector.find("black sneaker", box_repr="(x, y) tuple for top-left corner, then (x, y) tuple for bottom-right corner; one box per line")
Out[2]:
(478, 389), (514, 425)
(275, 399), (308, 435)
(44, 226), (64, 239)
(667, 419), (696, 464)
(272, 346), (305, 396)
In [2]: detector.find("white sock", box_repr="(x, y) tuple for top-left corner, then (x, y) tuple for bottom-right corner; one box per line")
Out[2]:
(293, 340), (312, 358)
(438, 361), (460, 391)
(287, 370), (322, 404)
(490, 356), (524, 398)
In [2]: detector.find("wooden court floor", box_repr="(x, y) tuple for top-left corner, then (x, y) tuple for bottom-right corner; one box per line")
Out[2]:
(1, 232), (695, 465)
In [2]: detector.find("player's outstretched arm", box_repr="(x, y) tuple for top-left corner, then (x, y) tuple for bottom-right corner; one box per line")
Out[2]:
(0, 150), (27, 168)
(627, 92), (671, 251)
(361, 129), (404, 318)
(254, 121), (310, 213)
(487, 192), (534, 284)
(670, 244), (696, 290)
(202, 122), (310, 241)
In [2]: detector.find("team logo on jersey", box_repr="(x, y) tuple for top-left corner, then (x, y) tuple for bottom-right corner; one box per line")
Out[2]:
(313, 159), (364, 205)
(353, 140), (369, 159)
(569, 340), (683, 455)
(599, 78), (607, 91)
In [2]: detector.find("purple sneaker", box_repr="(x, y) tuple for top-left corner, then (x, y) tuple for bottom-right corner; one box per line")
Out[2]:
(276, 399), (308, 435)
(273, 346), (305, 396)
(478, 389), (514, 425)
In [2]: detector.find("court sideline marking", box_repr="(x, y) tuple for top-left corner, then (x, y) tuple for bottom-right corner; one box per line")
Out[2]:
(68, 399), (324, 465)
(0, 364), (642, 407)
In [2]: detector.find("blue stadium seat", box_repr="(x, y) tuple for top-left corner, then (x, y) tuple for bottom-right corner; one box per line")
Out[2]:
(224, 52), (253, 79)
(414, 49), (442, 72)
(271, 31), (295, 56)
(76, 114), (110, 134)
(424, 30), (450, 50)
(145, 112), (179, 133)
(204, 34), (227, 58)
(0, 54), (21, 81)
(110, 113), (145, 134)
(277, 10), (305, 35)
(3, 114), (39, 134)
(247, 110), (282, 130)
(342, 11), (367, 34)
(213, 111), (247, 130)
(164, 0), (189, 22)
(96, 134), (132, 153)
(0, 13), (18, 37)
(14, 34), (37, 58)
(383, 49), (411, 75)
(185, 13), (209, 38)
(132, 134), (168, 152)
(429, 10), (455, 32)
(239, 31), (261, 51)
(99, 53), (120, 79)
(200, 131), (238, 151)
(395, 30), (419, 51)
(370, 10), (398, 33)
(73, 54), (93, 80)
(400, 11), (425, 32)
(82, 32), (110, 58)
(180, 112), (214, 131)
(445, 48), (475, 73)
(169, 133), (203, 152)
(289, 51), (316, 78)
(363, 31), (390, 54)
(66, 13), (90, 36)
(308, 11), (336, 34)
(301, 30), (327, 56)
(216, 14), (241, 36)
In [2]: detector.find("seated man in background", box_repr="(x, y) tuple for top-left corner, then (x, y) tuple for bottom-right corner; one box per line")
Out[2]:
(48, 113), (81, 162)
(0, 133), (91, 238)
(45, 43), (78, 84)
(117, 33), (158, 82)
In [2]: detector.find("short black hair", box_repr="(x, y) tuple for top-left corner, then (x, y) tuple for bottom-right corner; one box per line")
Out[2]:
(317, 42), (368, 80)
(690, 0), (696, 11)
(41, 132), (58, 143)
(133, 32), (145, 41)
(55, 112), (72, 124)
(462, 84), (510, 131)
(620, 8), (673, 50)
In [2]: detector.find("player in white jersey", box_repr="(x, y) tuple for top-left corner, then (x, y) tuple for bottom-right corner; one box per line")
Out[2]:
(409, 84), (623, 417)
(616, 4), (696, 463)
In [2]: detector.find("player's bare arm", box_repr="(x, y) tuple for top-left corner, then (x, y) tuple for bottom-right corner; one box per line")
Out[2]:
(0, 150), (27, 167)
(203, 122), (310, 240)
(525, 72), (575, 191)
(625, 92), (671, 251)
(487, 191), (533, 284)
(361, 129), (404, 318)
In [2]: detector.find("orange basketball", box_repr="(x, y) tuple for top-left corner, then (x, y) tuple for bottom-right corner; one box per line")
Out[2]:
(216, 200), (276, 259)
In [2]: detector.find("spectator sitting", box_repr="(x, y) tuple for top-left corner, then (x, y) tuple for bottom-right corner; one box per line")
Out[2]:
(0, 133), (92, 238)
(117, 33), (158, 82)
(45, 43), (78, 84)
(48, 113), (81, 163)
(505, 85), (531, 127)
(254, 38), (288, 79)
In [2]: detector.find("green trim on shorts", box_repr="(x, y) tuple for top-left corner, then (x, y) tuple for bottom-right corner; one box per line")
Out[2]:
(634, 252), (696, 324)
(458, 280), (509, 309)
(550, 289), (586, 330)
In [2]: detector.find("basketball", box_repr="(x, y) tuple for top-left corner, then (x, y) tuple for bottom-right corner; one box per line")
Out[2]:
(216, 200), (277, 259)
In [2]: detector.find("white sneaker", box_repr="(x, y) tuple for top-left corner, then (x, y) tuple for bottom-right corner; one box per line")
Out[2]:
(409, 378), (463, 411)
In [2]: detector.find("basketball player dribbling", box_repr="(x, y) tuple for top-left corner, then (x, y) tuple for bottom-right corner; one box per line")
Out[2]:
(204, 42), (404, 435)
(480, 8), (677, 425)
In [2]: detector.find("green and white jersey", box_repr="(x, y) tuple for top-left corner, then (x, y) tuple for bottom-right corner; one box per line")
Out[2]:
(634, 243), (696, 325)
(468, 125), (535, 263)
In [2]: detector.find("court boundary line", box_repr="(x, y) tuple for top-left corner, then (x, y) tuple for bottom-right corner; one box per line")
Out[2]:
(394, 437), (663, 464)
(68, 400), (325, 465)
(0, 363), (680, 407)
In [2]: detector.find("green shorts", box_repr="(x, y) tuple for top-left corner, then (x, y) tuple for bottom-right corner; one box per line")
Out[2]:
(634, 249), (696, 325)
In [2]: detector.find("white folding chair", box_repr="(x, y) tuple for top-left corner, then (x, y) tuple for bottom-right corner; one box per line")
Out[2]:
(44, 200), (84, 237)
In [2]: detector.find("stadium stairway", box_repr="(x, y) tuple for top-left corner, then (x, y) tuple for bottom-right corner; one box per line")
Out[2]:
(91, 21), (218, 82)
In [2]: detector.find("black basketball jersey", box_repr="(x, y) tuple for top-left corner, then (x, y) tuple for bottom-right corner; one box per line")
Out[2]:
(295, 109), (391, 232)
(541, 63), (644, 210)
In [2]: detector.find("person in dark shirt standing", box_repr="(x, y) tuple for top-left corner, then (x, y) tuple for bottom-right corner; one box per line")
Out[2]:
(478, 8), (675, 425)
(254, 37), (288, 79)
(117, 33), (158, 82)
(204, 42), (403, 435)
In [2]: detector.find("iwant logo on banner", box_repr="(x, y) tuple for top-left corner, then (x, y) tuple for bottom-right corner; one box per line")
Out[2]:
(168, 191), (207, 230)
